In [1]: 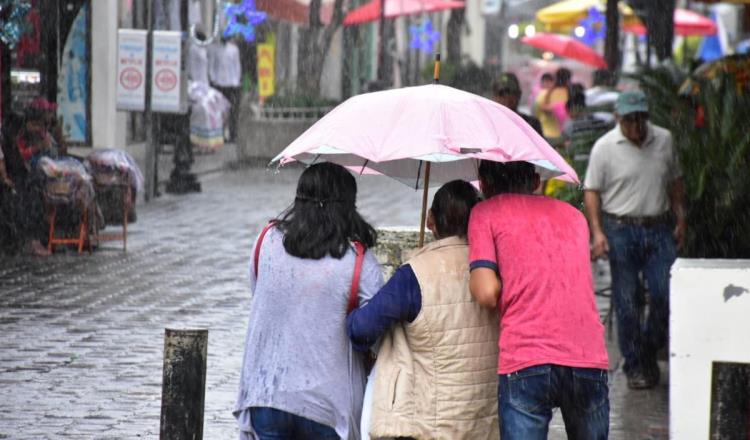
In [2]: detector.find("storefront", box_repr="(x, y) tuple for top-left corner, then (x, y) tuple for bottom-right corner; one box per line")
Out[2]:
(0, 0), (91, 144)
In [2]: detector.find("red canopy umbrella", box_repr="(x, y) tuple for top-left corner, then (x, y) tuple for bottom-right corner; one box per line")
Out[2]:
(521, 33), (607, 68)
(623, 9), (717, 37)
(344, 0), (465, 26)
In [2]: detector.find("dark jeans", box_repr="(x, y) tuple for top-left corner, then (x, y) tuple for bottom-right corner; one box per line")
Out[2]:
(250, 407), (338, 440)
(214, 85), (240, 141)
(498, 365), (609, 440)
(604, 217), (676, 377)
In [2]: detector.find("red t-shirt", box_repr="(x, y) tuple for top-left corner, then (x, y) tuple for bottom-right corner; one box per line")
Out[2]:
(468, 194), (609, 374)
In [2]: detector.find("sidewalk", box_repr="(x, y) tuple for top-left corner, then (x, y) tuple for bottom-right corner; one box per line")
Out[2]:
(0, 167), (668, 439)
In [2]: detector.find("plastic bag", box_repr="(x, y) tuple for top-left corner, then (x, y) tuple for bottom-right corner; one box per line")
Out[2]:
(85, 148), (144, 192)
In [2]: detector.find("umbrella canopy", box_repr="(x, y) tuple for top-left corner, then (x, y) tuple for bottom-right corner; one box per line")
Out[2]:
(623, 9), (718, 37)
(536, 0), (638, 32)
(273, 84), (578, 187)
(521, 33), (607, 68)
(344, 0), (465, 26)
(678, 54), (750, 96)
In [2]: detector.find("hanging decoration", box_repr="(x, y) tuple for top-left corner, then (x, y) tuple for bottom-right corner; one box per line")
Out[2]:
(576, 7), (605, 47)
(223, 0), (267, 42)
(191, 0), (223, 47)
(409, 20), (440, 54)
(0, 0), (31, 49)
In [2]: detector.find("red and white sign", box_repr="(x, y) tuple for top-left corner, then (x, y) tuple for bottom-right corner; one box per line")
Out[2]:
(151, 31), (183, 113)
(116, 29), (147, 111)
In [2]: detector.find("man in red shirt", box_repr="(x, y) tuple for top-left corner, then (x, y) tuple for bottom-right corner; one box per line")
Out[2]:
(469, 160), (609, 440)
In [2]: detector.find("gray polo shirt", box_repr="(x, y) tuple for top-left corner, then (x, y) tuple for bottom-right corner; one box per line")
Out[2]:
(584, 123), (681, 217)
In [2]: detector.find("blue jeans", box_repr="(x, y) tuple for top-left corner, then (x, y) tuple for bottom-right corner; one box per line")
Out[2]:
(250, 407), (339, 440)
(499, 365), (609, 440)
(604, 217), (676, 377)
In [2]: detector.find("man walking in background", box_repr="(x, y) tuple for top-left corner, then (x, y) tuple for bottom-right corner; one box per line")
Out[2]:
(491, 73), (543, 135)
(210, 36), (242, 142)
(584, 90), (686, 390)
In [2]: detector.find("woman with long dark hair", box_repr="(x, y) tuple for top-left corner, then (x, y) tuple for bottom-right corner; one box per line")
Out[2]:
(234, 162), (383, 440)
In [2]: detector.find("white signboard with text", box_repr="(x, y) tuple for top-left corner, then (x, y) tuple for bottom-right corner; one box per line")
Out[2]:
(151, 31), (183, 113)
(481, 0), (502, 15)
(116, 29), (147, 111)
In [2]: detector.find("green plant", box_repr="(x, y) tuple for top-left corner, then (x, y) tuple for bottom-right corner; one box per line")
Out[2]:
(422, 60), (492, 96)
(636, 67), (750, 258)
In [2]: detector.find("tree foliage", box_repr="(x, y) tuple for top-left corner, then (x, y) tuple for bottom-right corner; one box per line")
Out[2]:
(636, 67), (750, 258)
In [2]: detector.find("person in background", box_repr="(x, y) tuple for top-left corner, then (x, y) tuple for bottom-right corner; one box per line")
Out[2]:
(530, 72), (554, 111)
(16, 107), (59, 171)
(562, 91), (613, 150)
(348, 180), (499, 440)
(234, 162), (384, 440)
(30, 97), (66, 157)
(209, 36), (242, 142)
(584, 90), (685, 390)
(469, 160), (609, 439)
(585, 69), (619, 124)
(492, 73), (543, 135)
(534, 68), (572, 144)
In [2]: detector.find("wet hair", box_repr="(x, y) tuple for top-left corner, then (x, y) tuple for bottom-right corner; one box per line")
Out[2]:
(276, 162), (376, 259)
(478, 160), (537, 198)
(430, 180), (481, 238)
(554, 68), (572, 87)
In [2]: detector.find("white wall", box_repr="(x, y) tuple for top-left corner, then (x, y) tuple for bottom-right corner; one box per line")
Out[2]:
(670, 259), (750, 439)
(462, 0), (486, 66)
(91, 0), (127, 149)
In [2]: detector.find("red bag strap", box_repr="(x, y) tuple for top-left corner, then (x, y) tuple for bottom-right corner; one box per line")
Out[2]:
(347, 241), (366, 315)
(253, 222), (276, 278)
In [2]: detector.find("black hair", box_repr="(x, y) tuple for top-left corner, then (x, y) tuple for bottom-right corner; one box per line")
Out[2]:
(430, 180), (481, 238)
(554, 68), (572, 87)
(478, 160), (537, 198)
(276, 162), (376, 259)
(541, 73), (554, 83)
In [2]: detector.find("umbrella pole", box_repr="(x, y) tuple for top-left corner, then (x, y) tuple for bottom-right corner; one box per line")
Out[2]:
(418, 162), (431, 247)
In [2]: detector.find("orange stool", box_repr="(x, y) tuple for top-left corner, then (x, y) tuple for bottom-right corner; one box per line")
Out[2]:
(46, 201), (91, 254)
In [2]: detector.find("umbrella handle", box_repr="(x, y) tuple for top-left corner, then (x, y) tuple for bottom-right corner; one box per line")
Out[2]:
(433, 53), (441, 84)
(418, 162), (431, 248)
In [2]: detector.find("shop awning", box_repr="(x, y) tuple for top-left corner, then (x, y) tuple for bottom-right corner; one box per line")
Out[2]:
(256, 0), (334, 25)
(536, 0), (637, 32)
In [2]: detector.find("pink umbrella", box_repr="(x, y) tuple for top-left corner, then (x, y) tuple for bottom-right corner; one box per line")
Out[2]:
(522, 33), (607, 68)
(344, 0), (465, 26)
(273, 84), (578, 243)
(623, 9), (717, 37)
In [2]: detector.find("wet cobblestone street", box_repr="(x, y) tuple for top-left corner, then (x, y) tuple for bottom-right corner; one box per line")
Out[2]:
(0, 167), (667, 439)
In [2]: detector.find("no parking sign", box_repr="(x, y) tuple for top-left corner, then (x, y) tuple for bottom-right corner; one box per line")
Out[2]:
(151, 31), (185, 113)
(116, 30), (147, 111)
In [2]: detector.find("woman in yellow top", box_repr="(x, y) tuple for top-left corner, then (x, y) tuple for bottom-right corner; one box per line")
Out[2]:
(534, 68), (572, 143)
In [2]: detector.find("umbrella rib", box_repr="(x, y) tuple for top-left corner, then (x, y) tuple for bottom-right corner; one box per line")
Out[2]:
(415, 160), (422, 190)
(359, 159), (369, 176)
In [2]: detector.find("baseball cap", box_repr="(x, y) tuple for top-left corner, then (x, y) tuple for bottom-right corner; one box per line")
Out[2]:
(615, 90), (648, 115)
(493, 73), (521, 95)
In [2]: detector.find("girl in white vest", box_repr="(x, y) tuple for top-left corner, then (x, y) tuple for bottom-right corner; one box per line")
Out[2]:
(348, 180), (500, 440)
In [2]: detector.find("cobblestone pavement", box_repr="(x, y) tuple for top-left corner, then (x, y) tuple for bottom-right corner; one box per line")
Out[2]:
(0, 167), (667, 439)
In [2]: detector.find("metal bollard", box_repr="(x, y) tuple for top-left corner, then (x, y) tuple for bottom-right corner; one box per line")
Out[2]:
(159, 328), (208, 440)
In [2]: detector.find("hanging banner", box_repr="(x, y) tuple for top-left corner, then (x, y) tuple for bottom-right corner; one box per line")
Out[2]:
(257, 42), (275, 98)
(57, 2), (89, 144)
(151, 30), (184, 113)
(116, 29), (147, 111)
